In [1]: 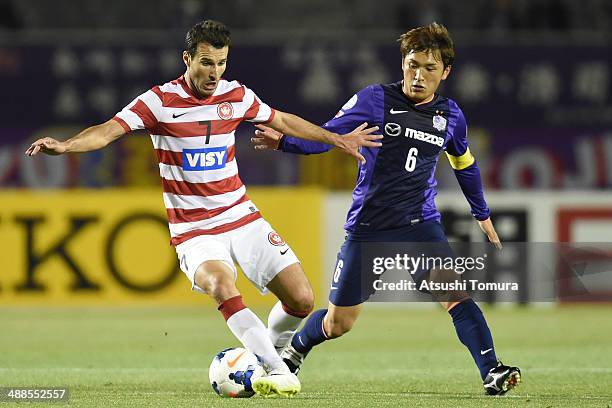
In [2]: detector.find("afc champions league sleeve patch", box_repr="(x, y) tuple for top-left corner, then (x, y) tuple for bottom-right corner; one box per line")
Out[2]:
(334, 93), (358, 118)
(217, 102), (234, 120)
(432, 115), (447, 131)
(267, 231), (286, 246)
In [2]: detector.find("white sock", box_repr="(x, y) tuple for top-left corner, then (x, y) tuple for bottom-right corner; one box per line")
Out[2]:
(267, 301), (304, 349)
(226, 308), (289, 373)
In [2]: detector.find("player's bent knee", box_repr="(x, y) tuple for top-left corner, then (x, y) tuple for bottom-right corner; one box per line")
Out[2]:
(275, 279), (314, 315)
(198, 275), (235, 297)
(427, 268), (470, 306)
(282, 291), (314, 318)
(195, 268), (238, 302)
(289, 288), (314, 315)
(431, 290), (470, 307)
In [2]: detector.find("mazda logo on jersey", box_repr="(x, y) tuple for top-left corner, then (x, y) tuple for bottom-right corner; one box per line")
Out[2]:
(384, 122), (402, 137)
(182, 147), (227, 171)
(384, 123), (445, 147)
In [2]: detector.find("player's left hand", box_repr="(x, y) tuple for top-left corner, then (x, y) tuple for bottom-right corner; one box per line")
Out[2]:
(337, 123), (382, 164)
(252, 124), (283, 150)
(477, 217), (502, 250)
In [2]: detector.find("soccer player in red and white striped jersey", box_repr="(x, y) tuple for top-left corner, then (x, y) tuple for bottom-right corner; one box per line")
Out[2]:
(113, 68), (274, 246)
(26, 19), (382, 397)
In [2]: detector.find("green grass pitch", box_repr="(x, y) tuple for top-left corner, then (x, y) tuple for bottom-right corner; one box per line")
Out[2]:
(1, 305), (611, 407)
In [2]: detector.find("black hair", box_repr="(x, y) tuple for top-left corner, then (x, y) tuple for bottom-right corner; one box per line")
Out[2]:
(185, 20), (231, 56)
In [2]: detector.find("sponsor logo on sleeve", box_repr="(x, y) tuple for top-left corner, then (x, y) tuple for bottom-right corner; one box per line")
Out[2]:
(333, 94), (359, 119)
(341, 94), (358, 111)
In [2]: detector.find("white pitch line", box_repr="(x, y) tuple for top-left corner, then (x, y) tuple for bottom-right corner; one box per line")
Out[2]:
(0, 368), (206, 372)
(371, 392), (612, 400)
(527, 367), (612, 373)
(1, 367), (612, 373)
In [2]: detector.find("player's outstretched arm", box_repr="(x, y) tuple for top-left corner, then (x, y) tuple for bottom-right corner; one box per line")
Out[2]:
(252, 124), (333, 155)
(267, 110), (381, 163)
(25, 119), (127, 156)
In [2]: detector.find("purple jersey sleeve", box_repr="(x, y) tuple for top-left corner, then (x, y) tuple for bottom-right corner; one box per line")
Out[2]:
(278, 134), (332, 154)
(446, 99), (490, 221)
(279, 86), (377, 154)
(454, 161), (490, 221)
(446, 100), (469, 156)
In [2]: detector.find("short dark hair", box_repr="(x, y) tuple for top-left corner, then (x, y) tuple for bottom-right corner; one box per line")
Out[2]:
(185, 20), (231, 57)
(398, 22), (455, 68)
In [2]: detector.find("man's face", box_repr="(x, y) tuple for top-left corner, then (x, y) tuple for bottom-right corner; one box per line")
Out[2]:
(401, 50), (451, 104)
(183, 42), (228, 98)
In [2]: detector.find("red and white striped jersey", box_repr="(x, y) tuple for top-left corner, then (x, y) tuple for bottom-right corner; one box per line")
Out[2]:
(112, 75), (275, 246)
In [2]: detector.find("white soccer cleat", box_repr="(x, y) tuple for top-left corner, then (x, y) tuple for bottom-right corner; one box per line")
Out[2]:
(252, 370), (301, 398)
(280, 344), (305, 374)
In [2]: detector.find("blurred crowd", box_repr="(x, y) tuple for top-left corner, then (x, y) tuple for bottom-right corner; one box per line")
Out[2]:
(1, 0), (610, 190)
(1, 0), (612, 34)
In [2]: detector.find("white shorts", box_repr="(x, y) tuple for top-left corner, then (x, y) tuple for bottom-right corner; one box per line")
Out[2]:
(175, 218), (300, 294)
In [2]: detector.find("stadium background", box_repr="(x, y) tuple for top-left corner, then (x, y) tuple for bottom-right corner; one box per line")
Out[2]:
(1, 1), (611, 406)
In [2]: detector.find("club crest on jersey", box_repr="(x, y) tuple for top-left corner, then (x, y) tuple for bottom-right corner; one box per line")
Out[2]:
(217, 102), (233, 120)
(432, 115), (447, 131)
(268, 231), (286, 246)
(182, 147), (227, 171)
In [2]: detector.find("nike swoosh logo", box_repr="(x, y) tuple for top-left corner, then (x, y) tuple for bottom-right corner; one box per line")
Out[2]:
(227, 350), (247, 368)
(389, 108), (409, 114)
(280, 248), (289, 255)
(480, 348), (493, 355)
(330, 286), (338, 290)
(172, 112), (188, 118)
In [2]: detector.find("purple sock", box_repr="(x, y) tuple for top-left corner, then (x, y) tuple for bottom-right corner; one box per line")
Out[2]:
(291, 309), (328, 354)
(449, 299), (498, 380)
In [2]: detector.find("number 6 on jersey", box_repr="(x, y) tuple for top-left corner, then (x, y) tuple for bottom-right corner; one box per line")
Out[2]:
(405, 147), (418, 172)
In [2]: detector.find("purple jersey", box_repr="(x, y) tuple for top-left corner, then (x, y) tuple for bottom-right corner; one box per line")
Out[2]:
(280, 81), (490, 233)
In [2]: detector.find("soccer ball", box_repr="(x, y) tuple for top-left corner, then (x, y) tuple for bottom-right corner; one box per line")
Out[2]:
(209, 347), (265, 398)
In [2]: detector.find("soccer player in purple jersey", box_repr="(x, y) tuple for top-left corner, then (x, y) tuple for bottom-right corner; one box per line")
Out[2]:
(252, 23), (521, 395)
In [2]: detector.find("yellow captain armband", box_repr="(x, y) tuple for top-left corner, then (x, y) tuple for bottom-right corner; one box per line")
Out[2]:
(445, 147), (475, 170)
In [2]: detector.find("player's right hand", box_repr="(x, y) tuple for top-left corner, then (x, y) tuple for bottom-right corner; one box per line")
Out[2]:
(338, 123), (382, 164)
(25, 137), (67, 156)
(252, 124), (283, 150)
